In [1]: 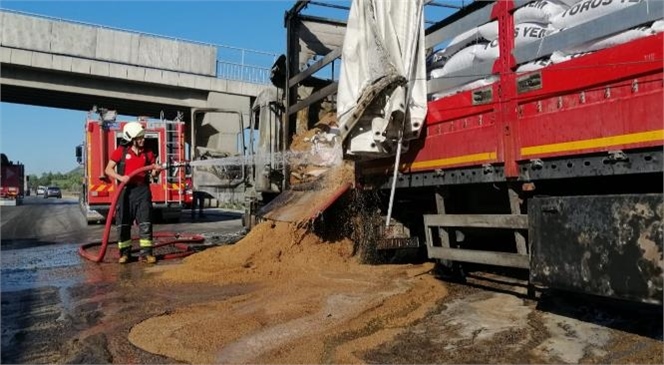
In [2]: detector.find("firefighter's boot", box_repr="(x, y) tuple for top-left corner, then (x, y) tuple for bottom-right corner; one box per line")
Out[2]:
(118, 248), (131, 264)
(140, 248), (157, 264)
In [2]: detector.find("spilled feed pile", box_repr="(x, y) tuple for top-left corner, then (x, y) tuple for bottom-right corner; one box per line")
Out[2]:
(128, 107), (445, 364)
(129, 216), (447, 364)
(153, 220), (357, 285)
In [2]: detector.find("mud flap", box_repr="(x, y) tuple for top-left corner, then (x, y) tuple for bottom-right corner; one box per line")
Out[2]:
(258, 181), (351, 224)
(529, 194), (663, 305)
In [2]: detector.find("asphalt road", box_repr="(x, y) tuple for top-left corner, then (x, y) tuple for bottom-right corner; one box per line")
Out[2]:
(1, 196), (246, 363)
(1, 197), (662, 364)
(2, 196), (92, 248)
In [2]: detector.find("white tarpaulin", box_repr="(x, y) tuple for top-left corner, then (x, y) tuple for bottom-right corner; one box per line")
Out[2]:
(336, 0), (427, 158)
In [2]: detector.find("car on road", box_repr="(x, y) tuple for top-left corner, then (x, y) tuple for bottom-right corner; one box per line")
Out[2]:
(43, 186), (62, 199)
(36, 186), (46, 195)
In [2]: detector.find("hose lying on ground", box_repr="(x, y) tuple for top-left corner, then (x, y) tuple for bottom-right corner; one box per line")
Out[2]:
(79, 164), (205, 263)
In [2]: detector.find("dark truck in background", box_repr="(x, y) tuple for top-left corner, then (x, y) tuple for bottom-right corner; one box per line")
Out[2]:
(1, 153), (26, 206)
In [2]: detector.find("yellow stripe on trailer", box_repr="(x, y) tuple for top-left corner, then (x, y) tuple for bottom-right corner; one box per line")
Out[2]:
(408, 152), (498, 170)
(362, 151), (498, 175)
(521, 130), (664, 156)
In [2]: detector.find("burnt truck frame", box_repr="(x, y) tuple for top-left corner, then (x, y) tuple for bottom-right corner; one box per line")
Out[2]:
(278, 0), (663, 305)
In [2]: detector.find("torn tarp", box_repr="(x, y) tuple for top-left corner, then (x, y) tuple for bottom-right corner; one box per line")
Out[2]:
(336, 0), (427, 158)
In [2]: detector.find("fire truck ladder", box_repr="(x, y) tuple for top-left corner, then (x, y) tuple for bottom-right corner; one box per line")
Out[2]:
(164, 113), (184, 205)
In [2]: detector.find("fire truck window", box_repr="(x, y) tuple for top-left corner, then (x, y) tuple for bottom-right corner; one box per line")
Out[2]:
(143, 137), (159, 160)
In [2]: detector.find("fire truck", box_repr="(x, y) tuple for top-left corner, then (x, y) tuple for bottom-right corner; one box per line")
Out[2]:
(0, 153), (26, 206)
(220, 0), (661, 305)
(76, 108), (187, 223)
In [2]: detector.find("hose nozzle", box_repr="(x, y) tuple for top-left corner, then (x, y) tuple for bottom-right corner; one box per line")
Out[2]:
(161, 161), (190, 169)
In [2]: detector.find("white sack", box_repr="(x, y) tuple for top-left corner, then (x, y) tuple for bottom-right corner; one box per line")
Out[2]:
(476, 23), (554, 61)
(557, 0), (583, 6)
(431, 23), (552, 78)
(438, 26), (489, 61)
(432, 44), (488, 77)
(551, 50), (594, 63)
(450, 20), (498, 45)
(560, 24), (654, 55)
(478, 21), (499, 41)
(652, 19), (664, 33)
(517, 58), (554, 72)
(337, 0), (427, 157)
(551, 0), (643, 30)
(431, 13), (546, 64)
(475, 41), (500, 62)
(514, 0), (569, 24)
(433, 20), (500, 63)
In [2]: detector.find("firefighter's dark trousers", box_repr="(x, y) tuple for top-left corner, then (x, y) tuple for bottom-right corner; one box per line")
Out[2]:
(116, 184), (153, 251)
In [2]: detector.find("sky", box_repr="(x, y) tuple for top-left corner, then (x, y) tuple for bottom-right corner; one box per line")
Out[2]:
(0, 0), (454, 176)
(0, 0), (300, 175)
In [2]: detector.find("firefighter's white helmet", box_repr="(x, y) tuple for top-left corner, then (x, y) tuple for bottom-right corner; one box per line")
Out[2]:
(122, 122), (145, 142)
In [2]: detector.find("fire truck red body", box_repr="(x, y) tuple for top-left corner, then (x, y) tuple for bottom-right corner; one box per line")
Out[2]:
(78, 110), (187, 223)
(1, 153), (25, 206)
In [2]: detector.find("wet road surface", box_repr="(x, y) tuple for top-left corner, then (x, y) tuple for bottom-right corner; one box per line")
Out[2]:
(1, 196), (246, 363)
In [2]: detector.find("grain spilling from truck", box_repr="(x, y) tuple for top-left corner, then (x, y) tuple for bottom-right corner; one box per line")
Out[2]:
(130, 217), (446, 363)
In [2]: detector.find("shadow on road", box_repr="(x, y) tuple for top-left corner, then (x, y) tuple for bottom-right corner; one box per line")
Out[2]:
(431, 263), (663, 341)
(536, 290), (664, 341)
(182, 210), (243, 224)
(41, 200), (79, 205)
(84, 210), (243, 226)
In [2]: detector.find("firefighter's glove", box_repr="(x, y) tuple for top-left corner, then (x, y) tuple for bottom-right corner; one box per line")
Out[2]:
(151, 164), (163, 177)
(147, 164), (161, 183)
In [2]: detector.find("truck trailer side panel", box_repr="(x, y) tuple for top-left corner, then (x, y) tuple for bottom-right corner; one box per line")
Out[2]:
(275, 0), (663, 304)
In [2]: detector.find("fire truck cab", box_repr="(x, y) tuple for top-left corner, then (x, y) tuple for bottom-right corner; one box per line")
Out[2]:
(77, 107), (187, 223)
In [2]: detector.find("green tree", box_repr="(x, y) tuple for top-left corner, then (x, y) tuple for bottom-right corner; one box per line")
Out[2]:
(33, 169), (83, 193)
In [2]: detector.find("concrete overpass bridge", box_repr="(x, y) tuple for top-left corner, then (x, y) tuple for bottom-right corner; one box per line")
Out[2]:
(0, 9), (277, 120)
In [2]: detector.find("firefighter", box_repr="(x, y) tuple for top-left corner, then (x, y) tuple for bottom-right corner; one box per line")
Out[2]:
(104, 121), (162, 264)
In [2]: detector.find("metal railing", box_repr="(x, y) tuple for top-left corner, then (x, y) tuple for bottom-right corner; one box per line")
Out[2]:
(215, 45), (278, 84)
(0, 8), (279, 85)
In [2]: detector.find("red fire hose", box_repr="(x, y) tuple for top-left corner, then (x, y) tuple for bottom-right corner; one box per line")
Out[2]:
(79, 164), (205, 263)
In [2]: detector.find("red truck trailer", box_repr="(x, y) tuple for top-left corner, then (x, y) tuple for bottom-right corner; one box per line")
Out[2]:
(247, 0), (663, 304)
(0, 153), (25, 206)
(76, 108), (187, 223)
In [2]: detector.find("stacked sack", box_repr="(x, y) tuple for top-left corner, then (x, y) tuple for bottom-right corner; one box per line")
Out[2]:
(429, 0), (567, 99)
(517, 0), (663, 72)
(429, 0), (663, 99)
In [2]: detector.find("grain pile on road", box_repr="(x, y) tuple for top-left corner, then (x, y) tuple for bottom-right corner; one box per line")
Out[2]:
(129, 217), (446, 364)
(128, 107), (446, 363)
